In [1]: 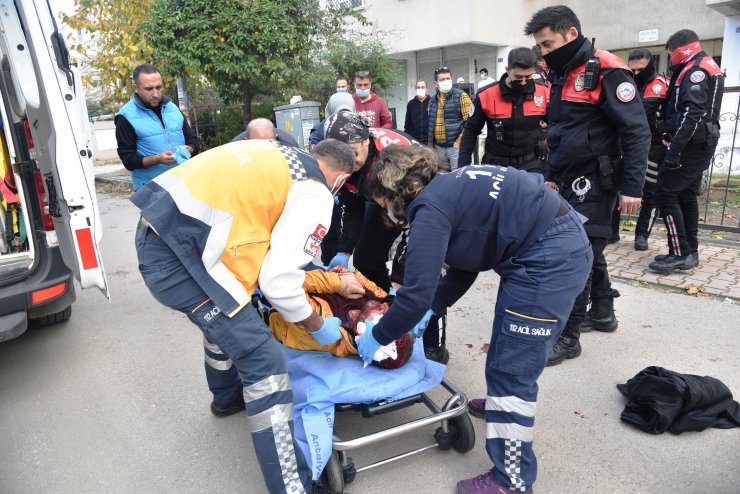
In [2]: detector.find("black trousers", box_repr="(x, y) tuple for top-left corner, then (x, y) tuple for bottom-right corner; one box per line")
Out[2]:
(560, 170), (617, 321)
(655, 144), (713, 256)
(352, 201), (402, 292)
(635, 181), (658, 238)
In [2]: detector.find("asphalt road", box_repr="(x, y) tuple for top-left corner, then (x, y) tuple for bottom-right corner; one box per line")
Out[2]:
(1, 190), (738, 494)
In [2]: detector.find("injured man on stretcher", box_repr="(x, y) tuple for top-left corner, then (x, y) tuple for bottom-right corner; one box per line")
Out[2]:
(267, 266), (415, 369)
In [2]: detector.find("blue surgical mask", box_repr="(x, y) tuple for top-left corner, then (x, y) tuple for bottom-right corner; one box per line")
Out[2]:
(355, 88), (370, 98)
(336, 87), (347, 93)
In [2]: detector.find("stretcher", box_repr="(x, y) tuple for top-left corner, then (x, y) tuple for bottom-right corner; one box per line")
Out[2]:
(256, 288), (475, 493)
(323, 377), (475, 493)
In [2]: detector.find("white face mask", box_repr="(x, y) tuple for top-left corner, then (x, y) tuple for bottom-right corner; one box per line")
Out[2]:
(387, 208), (402, 225)
(438, 80), (453, 93)
(329, 175), (346, 196)
(416, 88), (426, 98)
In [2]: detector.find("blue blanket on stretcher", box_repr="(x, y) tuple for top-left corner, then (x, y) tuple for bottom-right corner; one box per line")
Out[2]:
(282, 339), (445, 479)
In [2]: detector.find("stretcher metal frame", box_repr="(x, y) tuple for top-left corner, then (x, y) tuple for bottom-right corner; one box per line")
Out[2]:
(322, 378), (474, 492)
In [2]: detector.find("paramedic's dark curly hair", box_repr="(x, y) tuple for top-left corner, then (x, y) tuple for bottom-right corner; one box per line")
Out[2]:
(366, 145), (440, 228)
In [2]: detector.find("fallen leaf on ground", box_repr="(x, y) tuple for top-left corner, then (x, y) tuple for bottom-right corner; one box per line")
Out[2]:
(685, 283), (705, 295)
(466, 343), (473, 349)
(481, 343), (490, 353)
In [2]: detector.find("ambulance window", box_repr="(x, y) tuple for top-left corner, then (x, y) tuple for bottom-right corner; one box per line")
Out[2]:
(1, 56), (25, 118)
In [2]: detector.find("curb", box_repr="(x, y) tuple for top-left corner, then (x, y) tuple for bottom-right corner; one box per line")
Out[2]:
(95, 174), (132, 193)
(609, 274), (738, 303)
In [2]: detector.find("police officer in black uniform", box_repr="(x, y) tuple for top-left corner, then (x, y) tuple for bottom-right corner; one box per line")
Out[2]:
(525, 5), (650, 365)
(458, 47), (550, 173)
(649, 30), (724, 273)
(628, 48), (670, 251)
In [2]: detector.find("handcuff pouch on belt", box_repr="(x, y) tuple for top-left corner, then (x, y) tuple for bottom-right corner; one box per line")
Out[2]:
(597, 155), (622, 192)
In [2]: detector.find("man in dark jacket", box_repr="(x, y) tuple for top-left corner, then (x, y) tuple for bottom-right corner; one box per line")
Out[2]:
(404, 80), (430, 143)
(525, 5), (649, 365)
(458, 47), (549, 172)
(628, 48), (669, 251)
(649, 30), (724, 273)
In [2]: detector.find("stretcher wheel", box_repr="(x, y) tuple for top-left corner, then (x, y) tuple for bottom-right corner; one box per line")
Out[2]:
(450, 413), (476, 453)
(320, 451), (344, 493)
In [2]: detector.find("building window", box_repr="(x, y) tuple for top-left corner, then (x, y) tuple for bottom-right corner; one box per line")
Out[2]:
(332, 0), (364, 9)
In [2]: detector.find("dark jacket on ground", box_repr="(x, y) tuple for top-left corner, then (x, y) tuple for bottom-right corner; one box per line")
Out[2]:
(404, 95), (430, 143)
(618, 366), (740, 434)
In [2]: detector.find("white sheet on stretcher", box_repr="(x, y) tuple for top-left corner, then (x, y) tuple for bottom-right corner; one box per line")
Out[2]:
(282, 338), (446, 479)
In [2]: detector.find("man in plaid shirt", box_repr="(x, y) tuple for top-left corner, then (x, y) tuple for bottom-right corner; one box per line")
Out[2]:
(427, 66), (472, 170)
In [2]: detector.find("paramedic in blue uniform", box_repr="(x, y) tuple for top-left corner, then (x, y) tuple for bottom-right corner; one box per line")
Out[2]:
(357, 145), (592, 494)
(525, 6), (650, 365)
(131, 138), (355, 494)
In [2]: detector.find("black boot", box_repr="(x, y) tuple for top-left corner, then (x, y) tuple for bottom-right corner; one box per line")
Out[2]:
(649, 253), (699, 273)
(581, 297), (618, 333)
(423, 312), (449, 364)
(546, 321), (582, 366)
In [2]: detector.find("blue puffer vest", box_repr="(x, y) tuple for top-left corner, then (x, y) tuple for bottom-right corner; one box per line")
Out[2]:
(427, 88), (464, 147)
(118, 96), (186, 190)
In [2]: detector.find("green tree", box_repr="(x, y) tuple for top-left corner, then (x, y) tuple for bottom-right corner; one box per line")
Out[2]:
(62, 0), (158, 107)
(143, 0), (359, 127)
(294, 31), (403, 111)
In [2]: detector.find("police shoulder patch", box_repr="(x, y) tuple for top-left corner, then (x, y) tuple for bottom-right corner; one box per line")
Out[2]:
(689, 71), (705, 83)
(469, 105), (475, 117)
(616, 82), (636, 102)
(574, 72), (585, 92)
(652, 83), (662, 95)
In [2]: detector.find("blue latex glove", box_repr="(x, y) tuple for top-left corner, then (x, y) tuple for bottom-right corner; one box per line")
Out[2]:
(173, 145), (191, 165)
(310, 317), (342, 345)
(411, 309), (435, 338)
(388, 287), (397, 296)
(357, 319), (382, 364)
(328, 252), (350, 270)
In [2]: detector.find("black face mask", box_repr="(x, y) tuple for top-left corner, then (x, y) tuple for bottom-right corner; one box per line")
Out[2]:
(542, 34), (586, 74)
(634, 62), (656, 88)
(511, 81), (531, 94)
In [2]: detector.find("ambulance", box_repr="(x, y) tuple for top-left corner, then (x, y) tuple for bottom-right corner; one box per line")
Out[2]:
(0, 0), (108, 342)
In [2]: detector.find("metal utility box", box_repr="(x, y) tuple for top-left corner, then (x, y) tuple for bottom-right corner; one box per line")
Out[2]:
(273, 101), (321, 150)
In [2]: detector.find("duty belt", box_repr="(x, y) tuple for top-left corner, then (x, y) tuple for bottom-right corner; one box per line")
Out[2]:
(484, 152), (537, 166)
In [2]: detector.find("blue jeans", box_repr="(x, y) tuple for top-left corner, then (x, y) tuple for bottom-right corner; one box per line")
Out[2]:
(435, 144), (460, 170)
(485, 210), (592, 491)
(135, 226), (311, 494)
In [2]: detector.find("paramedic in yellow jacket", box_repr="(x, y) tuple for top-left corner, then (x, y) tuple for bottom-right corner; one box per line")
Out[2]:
(131, 138), (355, 494)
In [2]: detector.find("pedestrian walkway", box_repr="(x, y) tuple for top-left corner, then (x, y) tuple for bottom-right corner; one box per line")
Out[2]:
(605, 233), (740, 301)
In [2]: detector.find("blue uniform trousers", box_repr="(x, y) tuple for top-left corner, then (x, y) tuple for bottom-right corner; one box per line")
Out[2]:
(135, 226), (311, 494)
(486, 210), (592, 491)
